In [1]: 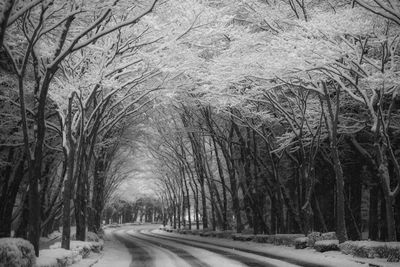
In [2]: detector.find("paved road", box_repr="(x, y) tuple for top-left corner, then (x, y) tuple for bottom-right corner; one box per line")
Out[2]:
(110, 225), (299, 267)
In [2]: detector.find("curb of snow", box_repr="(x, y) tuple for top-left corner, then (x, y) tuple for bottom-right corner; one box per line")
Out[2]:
(160, 228), (400, 266)
(37, 241), (103, 267)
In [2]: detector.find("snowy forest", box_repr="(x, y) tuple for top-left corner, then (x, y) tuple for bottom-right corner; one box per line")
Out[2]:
(1, 0), (400, 261)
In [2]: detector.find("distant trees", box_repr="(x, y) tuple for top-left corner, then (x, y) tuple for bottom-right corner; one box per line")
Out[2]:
(103, 197), (162, 225)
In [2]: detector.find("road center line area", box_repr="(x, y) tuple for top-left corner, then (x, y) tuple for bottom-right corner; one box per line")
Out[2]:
(109, 225), (299, 267)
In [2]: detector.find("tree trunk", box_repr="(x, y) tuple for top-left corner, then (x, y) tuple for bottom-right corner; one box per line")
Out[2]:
(75, 160), (87, 241)
(330, 128), (348, 243)
(0, 0), (14, 48)
(0, 154), (25, 238)
(61, 97), (76, 250)
(369, 183), (379, 240)
(377, 159), (397, 241)
(212, 136), (228, 230)
(15, 195), (29, 239)
(90, 157), (106, 234)
(195, 186), (200, 230)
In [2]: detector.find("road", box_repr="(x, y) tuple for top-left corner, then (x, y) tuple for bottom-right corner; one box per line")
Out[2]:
(109, 225), (301, 267)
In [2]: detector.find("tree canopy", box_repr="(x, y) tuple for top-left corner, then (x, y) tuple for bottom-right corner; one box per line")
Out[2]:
(1, 0), (400, 256)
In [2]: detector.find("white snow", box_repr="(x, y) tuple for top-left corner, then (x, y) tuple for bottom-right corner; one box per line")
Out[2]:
(90, 228), (131, 267)
(37, 230), (103, 267)
(48, 231), (62, 240)
(155, 229), (400, 267)
(36, 248), (81, 267)
(50, 224), (400, 267)
(314, 240), (339, 246)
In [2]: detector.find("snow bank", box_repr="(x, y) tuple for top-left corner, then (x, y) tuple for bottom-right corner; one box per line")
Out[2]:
(231, 233), (305, 246)
(50, 240), (103, 258)
(339, 241), (400, 262)
(171, 227), (305, 247)
(294, 237), (308, 249)
(307, 232), (337, 247)
(232, 234), (255, 241)
(36, 248), (81, 267)
(314, 240), (339, 252)
(0, 238), (36, 267)
(37, 232), (103, 267)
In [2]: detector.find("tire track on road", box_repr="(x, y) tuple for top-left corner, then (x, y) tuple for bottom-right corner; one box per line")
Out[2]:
(138, 230), (292, 267)
(114, 231), (153, 267)
(120, 229), (209, 267)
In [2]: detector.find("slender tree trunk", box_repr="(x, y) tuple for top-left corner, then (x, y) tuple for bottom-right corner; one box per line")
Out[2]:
(212, 136), (228, 230)
(15, 195), (29, 239)
(90, 157), (106, 234)
(173, 200), (177, 229)
(369, 183), (379, 240)
(321, 83), (347, 243)
(195, 185), (200, 229)
(0, 153), (25, 238)
(313, 194), (328, 232)
(61, 97), (76, 250)
(0, 0), (14, 48)
(75, 175), (86, 240)
(376, 147), (397, 241)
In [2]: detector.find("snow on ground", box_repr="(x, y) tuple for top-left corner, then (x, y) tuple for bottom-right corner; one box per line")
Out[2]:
(39, 227), (75, 250)
(42, 224), (398, 267)
(155, 229), (400, 267)
(36, 248), (81, 267)
(69, 253), (102, 267)
(37, 240), (103, 267)
(89, 228), (131, 267)
(37, 228), (103, 267)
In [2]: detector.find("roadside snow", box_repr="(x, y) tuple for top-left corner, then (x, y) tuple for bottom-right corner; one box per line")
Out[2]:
(49, 240), (102, 257)
(37, 231), (103, 267)
(155, 229), (400, 267)
(90, 228), (131, 267)
(36, 248), (81, 267)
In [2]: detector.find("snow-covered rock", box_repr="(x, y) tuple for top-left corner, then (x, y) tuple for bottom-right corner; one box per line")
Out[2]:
(36, 248), (81, 267)
(0, 237), (36, 267)
(314, 240), (340, 252)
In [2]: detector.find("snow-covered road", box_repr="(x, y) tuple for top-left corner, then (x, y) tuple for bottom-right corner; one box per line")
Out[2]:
(94, 225), (301, 267)
(92, 225), (388, 267)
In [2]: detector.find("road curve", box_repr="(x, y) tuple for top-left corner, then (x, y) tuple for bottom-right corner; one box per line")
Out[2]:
(110, 225), (299, 267)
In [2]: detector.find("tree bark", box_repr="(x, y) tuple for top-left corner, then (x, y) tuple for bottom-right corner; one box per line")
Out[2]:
(320, 83), (347, 243)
